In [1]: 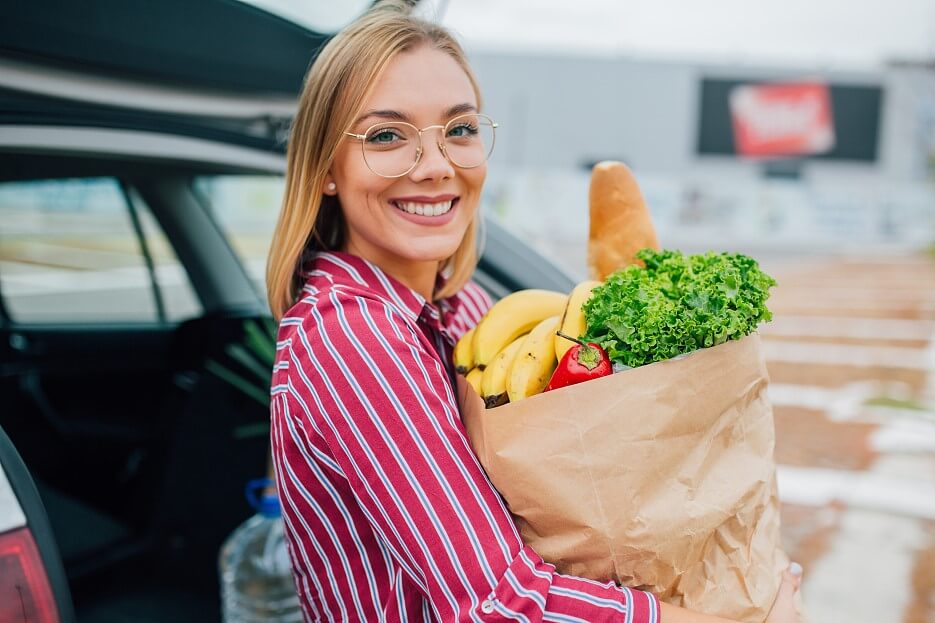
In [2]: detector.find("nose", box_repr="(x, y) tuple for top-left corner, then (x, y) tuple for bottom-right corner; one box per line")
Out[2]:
(409, 129), (455, 182)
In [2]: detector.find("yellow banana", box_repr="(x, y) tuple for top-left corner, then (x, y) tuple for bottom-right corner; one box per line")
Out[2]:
(508, 315), (561, 403)
(453, 326), (476, 374)
(555, 280), (603, 362)
(465, 367), (484, 397)
(480, 335), (527, 408)
(473, 289), (567, 369)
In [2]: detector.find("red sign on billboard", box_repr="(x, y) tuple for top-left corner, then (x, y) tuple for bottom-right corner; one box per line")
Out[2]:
(728, 82), (835, 157)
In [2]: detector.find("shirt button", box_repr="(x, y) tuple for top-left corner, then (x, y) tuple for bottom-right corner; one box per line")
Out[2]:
(481, 599), (495, 614)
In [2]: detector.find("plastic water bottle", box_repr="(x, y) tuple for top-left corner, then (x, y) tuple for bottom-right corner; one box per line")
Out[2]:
(220, 478), (303, 622)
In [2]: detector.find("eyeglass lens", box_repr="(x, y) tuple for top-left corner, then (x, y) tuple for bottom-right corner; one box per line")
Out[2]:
(360, 114), (495, 177)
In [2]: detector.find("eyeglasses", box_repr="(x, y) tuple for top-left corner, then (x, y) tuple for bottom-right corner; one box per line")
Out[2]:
(344, 113), (498, 178)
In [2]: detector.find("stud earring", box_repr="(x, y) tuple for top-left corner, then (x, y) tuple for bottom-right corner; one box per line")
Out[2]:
(327, 182), (336, 192)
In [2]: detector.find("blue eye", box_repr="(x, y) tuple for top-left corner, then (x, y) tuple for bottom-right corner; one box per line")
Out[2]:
(365, 128), (405, 145)
(447, 123), (479, 139)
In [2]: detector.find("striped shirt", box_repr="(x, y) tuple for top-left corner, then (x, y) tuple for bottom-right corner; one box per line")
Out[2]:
(270, 250), (660, 623)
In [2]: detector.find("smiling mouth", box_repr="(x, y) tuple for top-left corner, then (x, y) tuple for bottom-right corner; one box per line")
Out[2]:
(391, 199), (456, 217)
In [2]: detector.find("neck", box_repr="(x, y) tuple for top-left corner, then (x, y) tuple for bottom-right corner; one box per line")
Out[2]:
(389, 261), (438, 302)
(344, 242), (439, 302)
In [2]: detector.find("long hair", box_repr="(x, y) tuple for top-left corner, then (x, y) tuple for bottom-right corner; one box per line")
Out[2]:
(266, 1), (484, 320)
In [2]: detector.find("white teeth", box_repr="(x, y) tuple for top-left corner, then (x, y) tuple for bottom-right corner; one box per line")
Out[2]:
(395, 200), (453, 216)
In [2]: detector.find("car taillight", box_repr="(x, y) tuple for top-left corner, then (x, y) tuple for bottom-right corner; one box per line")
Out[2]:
(0, 527), (59, 623)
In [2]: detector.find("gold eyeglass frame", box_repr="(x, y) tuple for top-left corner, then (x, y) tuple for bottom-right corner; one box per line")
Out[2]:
(344, 113), (498, 178)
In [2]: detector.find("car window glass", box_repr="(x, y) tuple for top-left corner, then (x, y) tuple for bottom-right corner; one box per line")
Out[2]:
(128, 188), (203, 322)
(0, 178), (182, 324)
(193, 175), (284, 293)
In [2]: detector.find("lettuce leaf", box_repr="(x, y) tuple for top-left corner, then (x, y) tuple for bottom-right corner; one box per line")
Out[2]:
(581, 249), (776, 368)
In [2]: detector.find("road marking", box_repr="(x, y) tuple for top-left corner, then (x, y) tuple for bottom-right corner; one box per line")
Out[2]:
(801, 507), (924, 623)
(777, 461), (935, 520)
(762, 340), (929, 370)
(761, 316), (935, 341)
(785, 452), (935, 623)
(772, 285), (935, 303)
(870, 420), (935, 454)
(768, 382), (935, 422)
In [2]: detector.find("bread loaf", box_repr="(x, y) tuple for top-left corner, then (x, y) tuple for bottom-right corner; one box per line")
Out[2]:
(587, 161), (660, 280)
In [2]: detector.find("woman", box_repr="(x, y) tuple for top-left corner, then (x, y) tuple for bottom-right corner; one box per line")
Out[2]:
(266, 3), (801, 621)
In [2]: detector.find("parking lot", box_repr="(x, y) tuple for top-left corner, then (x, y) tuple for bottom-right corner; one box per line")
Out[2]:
(762, 253), (935, 623)
(5, 213), (933, 621)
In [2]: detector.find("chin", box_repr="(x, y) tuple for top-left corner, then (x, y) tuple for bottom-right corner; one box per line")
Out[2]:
(401, 238), (463, 263)
(406, 228), (468, 258)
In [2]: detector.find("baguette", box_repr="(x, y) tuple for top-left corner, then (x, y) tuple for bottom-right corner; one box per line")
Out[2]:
(587, 161), (660, 280)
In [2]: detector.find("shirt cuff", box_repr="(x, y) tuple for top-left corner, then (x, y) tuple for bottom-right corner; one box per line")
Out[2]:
(476, 545), (661, 623)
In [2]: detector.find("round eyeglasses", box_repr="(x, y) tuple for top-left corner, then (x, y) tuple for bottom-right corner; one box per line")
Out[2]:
(344, 113), (498, 178)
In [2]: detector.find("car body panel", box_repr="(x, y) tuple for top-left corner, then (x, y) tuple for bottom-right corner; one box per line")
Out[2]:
(0, 462), (27, 534)
(0, 425), (76, 623)
(0, 0), (329, 96)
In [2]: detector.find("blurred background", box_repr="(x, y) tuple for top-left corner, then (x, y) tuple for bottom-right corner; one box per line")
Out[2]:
(1, 0), (933, 621)
(423, 2), (935, 621)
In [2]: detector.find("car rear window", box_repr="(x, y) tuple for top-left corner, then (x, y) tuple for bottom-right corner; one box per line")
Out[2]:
(193, 175), (284, 294)
(0, 177), (201, 324)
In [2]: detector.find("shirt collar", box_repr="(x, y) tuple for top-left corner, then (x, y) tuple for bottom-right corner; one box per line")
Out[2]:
(303, 250), (452, 330)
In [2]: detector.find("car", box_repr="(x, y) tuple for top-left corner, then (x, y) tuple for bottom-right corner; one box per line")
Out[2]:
(0, 2), (575, 621)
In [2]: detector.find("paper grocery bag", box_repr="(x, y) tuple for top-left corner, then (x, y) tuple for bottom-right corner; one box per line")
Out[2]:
(462, 333), (788, 623)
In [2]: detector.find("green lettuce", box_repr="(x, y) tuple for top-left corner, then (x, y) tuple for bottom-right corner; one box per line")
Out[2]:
(581, 249), (776, 368)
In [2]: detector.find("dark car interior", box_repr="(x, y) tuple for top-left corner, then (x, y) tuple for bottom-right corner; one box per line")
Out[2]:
(0, 1), (575, 620)
(0, 154), (276, 621)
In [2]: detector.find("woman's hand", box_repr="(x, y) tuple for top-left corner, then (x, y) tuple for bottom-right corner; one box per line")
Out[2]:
(765, 563), (804, 623)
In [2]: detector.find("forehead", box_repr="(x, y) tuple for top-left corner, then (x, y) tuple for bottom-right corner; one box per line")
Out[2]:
(362, 46), (477, 121)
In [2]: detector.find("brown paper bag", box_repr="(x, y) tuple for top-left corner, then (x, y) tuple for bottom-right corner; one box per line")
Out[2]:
(462, 333), (788, 622)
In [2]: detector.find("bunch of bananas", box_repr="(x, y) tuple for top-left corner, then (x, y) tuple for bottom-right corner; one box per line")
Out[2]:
(454, 281), (602, 407)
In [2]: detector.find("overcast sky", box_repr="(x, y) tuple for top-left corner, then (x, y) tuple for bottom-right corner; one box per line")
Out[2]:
(418, 0), (935, 70)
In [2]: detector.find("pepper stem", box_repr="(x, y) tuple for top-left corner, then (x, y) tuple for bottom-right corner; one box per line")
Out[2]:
(556, 331), (601, 370)
(555, 331), (589, 347)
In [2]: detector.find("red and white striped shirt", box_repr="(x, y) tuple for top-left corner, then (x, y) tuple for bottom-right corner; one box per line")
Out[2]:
(271, 250), (660, 623)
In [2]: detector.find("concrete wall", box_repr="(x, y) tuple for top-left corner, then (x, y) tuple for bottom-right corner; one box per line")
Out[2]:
(465, 51), (935, 269)
(468, 50), (927, 184)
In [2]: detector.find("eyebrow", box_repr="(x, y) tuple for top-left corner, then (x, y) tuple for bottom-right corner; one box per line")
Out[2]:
(354, 103), (478, 127)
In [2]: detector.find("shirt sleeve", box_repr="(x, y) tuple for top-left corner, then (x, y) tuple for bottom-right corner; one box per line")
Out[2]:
(284, 288), (660, 623)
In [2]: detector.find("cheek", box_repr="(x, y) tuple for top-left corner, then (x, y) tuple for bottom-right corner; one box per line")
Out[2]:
(466, 163), (487, 190)
(459, 167), (486, 214)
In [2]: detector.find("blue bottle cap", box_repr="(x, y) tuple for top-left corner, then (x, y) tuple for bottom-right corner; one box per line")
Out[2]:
(245, 478), (281, 517)
(258, 493), (282, 518)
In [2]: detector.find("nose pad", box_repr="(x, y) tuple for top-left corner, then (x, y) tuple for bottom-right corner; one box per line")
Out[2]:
(410, 136), (453, 178)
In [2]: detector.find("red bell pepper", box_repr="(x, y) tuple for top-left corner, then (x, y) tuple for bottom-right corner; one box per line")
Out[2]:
(545, 332), (612, 391)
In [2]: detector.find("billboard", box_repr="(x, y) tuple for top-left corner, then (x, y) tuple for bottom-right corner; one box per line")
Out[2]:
(698, 78), (882, 162)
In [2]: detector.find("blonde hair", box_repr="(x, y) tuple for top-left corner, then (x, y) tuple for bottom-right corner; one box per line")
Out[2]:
(266, 0), (484, 320)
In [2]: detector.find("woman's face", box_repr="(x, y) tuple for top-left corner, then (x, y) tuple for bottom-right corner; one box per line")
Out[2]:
(327, 45), (485, 275)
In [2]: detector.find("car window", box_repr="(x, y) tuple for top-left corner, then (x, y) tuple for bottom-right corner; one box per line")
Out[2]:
(128, 187), (203, 322)
(0, 177), (201, 324)
(193, 175), (284, 294)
